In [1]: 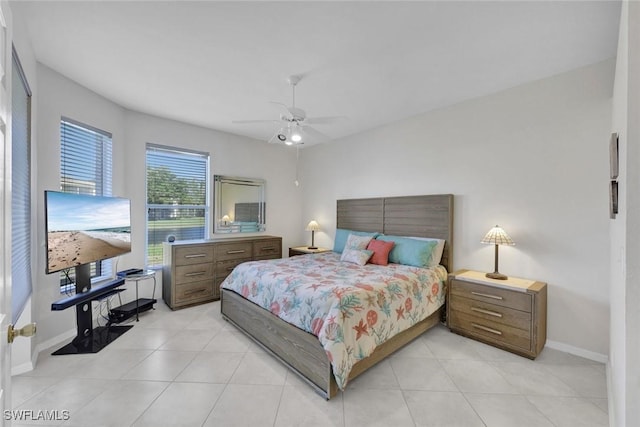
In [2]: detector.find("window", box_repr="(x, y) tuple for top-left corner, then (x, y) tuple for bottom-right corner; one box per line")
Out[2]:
(59, 118), (113, 288)
(146, 144), (209, 266)
(11, 47), (32, 322)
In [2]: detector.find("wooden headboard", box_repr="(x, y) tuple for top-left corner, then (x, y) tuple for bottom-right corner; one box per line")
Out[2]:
(337, 194), (454, 272)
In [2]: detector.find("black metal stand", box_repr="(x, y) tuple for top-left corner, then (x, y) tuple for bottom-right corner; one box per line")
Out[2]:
(52, 325), (132, 355)
(51, 265), (133, 355)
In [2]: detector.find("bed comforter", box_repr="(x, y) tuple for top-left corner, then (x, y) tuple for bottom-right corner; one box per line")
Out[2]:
(221, 251), (447, 389)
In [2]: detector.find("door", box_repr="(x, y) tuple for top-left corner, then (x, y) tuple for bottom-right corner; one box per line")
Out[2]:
(0, 1), (11, 424)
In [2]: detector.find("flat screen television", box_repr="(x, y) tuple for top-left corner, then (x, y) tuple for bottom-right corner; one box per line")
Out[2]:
(45, 191), (132, 280)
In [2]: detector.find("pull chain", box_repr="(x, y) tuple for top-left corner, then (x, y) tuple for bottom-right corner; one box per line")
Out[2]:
(294, 145), (300, 186)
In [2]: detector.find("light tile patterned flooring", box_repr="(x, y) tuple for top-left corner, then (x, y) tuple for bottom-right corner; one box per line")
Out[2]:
(13, 300), (609, 426)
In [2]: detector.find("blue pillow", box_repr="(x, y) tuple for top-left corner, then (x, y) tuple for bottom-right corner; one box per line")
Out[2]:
(333, 229), (380, 253)
(376, 235), (438, 267)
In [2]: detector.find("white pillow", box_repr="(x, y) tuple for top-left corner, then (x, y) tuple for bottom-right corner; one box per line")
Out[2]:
(344, 233), (373, 251)
(340, 248), (373, 266)
(406, 237), (446, 267)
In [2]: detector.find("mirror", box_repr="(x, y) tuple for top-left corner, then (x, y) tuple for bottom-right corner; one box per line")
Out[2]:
(214, 175), (266, 233)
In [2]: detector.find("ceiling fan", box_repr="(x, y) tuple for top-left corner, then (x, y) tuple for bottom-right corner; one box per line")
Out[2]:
(233, 75), (343, 146)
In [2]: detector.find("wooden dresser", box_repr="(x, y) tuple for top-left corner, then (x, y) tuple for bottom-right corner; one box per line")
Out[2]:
(447, 269), (547, 359)
(163, 235), (282, 309)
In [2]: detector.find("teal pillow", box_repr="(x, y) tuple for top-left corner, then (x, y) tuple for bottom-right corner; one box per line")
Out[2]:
(333, 229), (380, 253)
(376, 235), (438, 267)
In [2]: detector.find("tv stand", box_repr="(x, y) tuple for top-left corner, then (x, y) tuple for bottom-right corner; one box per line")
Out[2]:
(51, 325), (132, 355)
(51, 265), (133, 355)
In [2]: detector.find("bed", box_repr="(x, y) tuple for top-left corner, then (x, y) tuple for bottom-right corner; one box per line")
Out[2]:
(220, 194), (454, 399)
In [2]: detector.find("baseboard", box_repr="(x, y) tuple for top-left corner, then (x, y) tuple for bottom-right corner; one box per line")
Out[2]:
(11, 328), (77, 376)
(32, 328), (77, 364)
(11, 360), (34, 376)
(22, 315), (128, 373)
(546, 339), (608, 364)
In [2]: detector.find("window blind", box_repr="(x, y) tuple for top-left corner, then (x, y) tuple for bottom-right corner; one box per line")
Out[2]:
(60, 118), (112, 196)
(146, 144), (209, 266)
(11, 48), (32, 323)
(60, 118), (113, 287)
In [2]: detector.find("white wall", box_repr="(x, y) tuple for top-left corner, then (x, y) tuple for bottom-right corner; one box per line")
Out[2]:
(609, 2), (640, 425)
(31, 66), (301, 354)
(300, 60), (614, 358)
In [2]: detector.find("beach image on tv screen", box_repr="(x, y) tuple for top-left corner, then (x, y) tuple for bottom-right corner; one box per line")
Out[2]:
(46, 192), (131, 272)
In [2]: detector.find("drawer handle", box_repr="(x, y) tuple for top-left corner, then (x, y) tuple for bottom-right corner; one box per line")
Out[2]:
(471, 291), (503, 300)
(184, 288), (207, 296)
(471, 307), (503, 318)
(260, 246), (275, 251)
(185, 271), (206, 277)
(471, 323), (503, 336)
(226, 250), (246, 254)
(184, 254), (207, 259)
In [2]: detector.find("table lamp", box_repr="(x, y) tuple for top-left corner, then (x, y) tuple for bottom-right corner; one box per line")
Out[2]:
(306, 220), (320, 249)
(221, 215), (230, 226)
(481, 225), (515, 280)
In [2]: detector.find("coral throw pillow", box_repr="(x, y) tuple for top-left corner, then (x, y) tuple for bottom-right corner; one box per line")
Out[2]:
(367, 239), (395, 266)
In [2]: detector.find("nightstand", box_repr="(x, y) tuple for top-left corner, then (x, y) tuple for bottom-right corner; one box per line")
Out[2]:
(288, 246), (332, 257)
(447, 269), (547, 359)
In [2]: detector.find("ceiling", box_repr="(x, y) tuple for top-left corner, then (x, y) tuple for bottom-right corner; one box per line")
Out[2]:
(12, 1), (621, 146)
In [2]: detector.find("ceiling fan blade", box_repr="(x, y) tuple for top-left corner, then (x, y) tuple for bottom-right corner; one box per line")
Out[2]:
(300, 125), (331, 142)
(232, 119), (281, 124)
(269, 102), (294, 119)
(303, 116), (347, 125)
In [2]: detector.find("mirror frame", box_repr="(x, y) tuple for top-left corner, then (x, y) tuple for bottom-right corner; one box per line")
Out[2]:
(214, 175), (266, 234)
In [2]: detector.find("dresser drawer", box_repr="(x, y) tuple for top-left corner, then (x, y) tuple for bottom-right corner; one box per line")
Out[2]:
(449, 296), (531, 332)
(253, 239), (281, 258)
(174, 279), (214, 305)
(215, 258), (250, 278)
(215, 242), (252, 261)
(450, 279), (532, 312)
(175, 263), (214, 285)
(174, 245), (215, 266)
(449, 310), (532, 351)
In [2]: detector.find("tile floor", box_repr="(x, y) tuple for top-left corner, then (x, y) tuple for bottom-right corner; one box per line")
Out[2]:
(12, 300), (609, 426)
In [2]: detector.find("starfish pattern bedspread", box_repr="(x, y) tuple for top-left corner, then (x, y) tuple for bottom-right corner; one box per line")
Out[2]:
(221, 251), (447, 389)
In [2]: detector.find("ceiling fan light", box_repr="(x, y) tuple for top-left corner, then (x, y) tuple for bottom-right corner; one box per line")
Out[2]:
(285, 140), (293, 146)
(291, 132), (302, 143)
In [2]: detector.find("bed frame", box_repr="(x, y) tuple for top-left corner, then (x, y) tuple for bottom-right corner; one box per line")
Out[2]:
(221, 194), (454, 399)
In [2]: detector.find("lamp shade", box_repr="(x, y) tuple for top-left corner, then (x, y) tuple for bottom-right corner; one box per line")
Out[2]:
(481, 225), (515, 246)
(221, 215), (230, 222)
(481, 225), (514, 280)
(305, 220), (320, 231)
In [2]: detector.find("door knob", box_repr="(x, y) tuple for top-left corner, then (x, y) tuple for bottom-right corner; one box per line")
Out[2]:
(7, 323), (36, 344)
